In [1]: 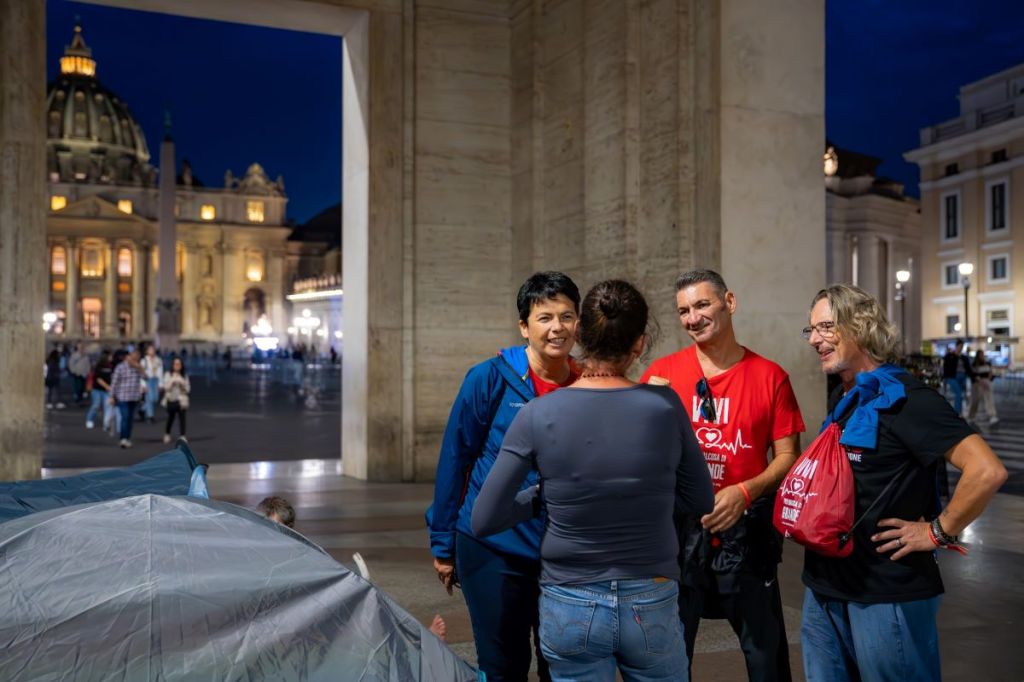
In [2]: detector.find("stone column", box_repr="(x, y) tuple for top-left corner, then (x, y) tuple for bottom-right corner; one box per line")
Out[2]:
(132, 242), (147, 337)
(856, 233), (882, 300)
(64, 239), (80, 336)
(221, 244), (242, 341)
(181, 244), (197, 336)
(104, 239), (118, 337)
(717, 0), (826, 431)
(0, 0), (46, 480)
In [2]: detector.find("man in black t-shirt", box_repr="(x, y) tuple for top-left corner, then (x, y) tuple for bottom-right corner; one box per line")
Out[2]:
(801, 285), (1006, 681)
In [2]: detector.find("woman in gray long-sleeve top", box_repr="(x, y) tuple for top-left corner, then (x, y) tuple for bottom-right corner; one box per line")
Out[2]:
(473, 279), (714, 682)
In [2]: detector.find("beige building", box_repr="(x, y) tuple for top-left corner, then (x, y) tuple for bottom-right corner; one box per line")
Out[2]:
(44, 26), (292, 346)
(825, 143), (922, 351)
(905, 64), (1024, 365)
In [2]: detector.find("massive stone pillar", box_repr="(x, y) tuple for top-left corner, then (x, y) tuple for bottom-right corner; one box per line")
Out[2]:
(181, 244), (197, 336)
(717, 0), (827, 431)
(65, 239), (80, 336)
(855, 233), (882, 300)
(0, 0), (46, 480)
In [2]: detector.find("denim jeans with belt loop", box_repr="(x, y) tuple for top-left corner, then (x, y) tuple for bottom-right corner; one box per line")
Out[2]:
(538, 578), (687, 682)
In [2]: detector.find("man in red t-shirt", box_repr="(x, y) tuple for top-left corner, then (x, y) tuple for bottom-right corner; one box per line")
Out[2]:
(641, 269), (804, 682)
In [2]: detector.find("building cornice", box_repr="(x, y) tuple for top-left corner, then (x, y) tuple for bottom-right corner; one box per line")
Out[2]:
(905, 115), (1024, 166)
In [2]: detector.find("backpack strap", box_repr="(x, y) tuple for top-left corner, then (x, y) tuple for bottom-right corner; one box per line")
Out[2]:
(838, 459), (914, 549)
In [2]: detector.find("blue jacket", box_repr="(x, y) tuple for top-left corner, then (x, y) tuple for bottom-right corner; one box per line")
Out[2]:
(426, 345), (543, 560)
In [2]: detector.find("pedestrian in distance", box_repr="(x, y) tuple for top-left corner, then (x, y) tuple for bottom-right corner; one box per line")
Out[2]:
(44, 349), (65, 409)
(68, 343), (91, 405)
(473, 279), (714, 682)
(110, 347), (145, 448)
(85, 350), (114, 430)
(801, 284), (1006, 680)
(161, 357), (191, 444)
(141, 344), (163, 423)
(967, 350), (998, 426)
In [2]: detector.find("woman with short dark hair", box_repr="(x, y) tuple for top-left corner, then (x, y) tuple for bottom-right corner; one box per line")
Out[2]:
(473, 279), (714, 681)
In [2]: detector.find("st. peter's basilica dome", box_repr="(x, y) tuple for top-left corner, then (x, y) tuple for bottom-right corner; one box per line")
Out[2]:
(46, 25), (154, 186)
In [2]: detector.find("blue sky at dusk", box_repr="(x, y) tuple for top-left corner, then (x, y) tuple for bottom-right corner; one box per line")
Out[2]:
(47, 1), (341, 225)
(827, 0), (1024, 195)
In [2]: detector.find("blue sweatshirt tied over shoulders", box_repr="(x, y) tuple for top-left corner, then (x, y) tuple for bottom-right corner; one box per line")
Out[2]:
(425, 345), (543, 561)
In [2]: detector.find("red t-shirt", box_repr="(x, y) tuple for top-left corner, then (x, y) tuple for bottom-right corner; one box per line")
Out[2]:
(641, 346), (805, 491)
(529, 365), (579, 397)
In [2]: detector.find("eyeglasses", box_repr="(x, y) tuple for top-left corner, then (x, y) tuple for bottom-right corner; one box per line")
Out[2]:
(695, 378), (717, 423)
(801, 321), (838, 340)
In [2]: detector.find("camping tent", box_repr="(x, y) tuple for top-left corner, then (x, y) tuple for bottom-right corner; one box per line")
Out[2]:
(0, 494), (478, 681)
(0, 443), (201, 523)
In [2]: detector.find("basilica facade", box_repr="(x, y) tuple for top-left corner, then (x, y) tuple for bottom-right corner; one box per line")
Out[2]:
(44, 26), (293, 346)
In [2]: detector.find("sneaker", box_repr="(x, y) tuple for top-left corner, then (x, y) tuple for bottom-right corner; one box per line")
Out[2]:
(56, 402), (66, 409)
(86, 421), (95, 429)
(989, 417), (1000, 425)
(125, 439), (132, 448)
(45, 403), (53, 409)
(119, 439), (128, 448)
(163, 434), (172, 444)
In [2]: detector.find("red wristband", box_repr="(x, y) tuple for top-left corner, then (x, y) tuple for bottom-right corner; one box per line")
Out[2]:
(737, 482), (752, 508)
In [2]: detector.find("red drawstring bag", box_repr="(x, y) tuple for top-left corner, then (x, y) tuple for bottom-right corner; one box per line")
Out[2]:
(773, 423), (855, 558)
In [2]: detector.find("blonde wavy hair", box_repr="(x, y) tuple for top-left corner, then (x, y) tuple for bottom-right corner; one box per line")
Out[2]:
(812, 284), (901, 364)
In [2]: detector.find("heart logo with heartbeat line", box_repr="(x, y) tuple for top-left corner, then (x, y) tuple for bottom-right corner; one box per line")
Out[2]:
(697, 427), (721, 445)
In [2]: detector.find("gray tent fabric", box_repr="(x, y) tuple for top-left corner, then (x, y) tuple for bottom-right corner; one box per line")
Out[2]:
(0, 495), (478, 681)
(0, 443), (197, 523)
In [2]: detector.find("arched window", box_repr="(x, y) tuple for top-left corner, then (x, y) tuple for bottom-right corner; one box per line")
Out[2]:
(117, 247), (133, 277)
(51, 245), (67, 275)
(81, 244), (103, 278)
(246, 250), (264, 282)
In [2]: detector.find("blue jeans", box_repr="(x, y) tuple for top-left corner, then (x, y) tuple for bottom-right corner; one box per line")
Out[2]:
(801, 588), (941, 682)
(85, 389), (108, 425)
(944, 373), (967, 414)
(455, 532), (549, 682)
(144, 377), (161, 418)
(539, 579), (687, 682)
(118, 400), (138, 440)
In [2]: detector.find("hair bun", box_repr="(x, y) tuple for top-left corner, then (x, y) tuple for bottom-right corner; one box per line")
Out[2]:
(598, 295), (620, 320)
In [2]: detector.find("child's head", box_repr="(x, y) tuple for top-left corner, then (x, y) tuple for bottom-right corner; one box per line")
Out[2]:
(257, 496), (295, 528)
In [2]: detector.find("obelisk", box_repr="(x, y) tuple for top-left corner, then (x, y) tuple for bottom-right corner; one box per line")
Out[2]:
(155, 112), (180, 350)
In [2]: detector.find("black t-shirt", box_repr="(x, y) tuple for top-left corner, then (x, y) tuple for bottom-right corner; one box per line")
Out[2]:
(802, 374), (975, 603)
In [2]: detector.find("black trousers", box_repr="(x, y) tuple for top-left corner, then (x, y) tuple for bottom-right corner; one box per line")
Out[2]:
(679, 572), (792, 682)
(165, 401), (187, 436)
(455, 532), (550, 682)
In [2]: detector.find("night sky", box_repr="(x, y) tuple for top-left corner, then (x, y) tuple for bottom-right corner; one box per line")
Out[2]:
(48, 1), (1024, 221)
(827, 0), (1024, 195)
(47, 1), (341, 225)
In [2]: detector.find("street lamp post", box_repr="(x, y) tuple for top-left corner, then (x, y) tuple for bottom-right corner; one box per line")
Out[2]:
(895, 269), (910, 355)
(958, 262), (974, 341)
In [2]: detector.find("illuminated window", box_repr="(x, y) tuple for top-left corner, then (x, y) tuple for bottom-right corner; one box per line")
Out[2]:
(246, 200), (265, 223)
(117, 247), (132, 277)
(246, 251), (265, 282)
(52, 281), (66, 292)
(51, 196), (67, 211)
(60, 55), (96, 77)
(117, 282), (131, 294)
(117, 199), (133, 214)
(81, 245), (103, 278)
(82, 298), (102, 338)
(51, 245), (67, 275)
(200, 204), (216, 221)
